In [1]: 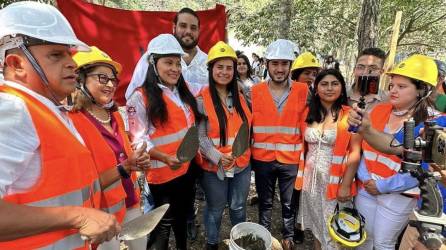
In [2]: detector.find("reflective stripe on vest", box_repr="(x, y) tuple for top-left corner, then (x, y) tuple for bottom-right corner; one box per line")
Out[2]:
(364, 150), (401, 172)
(137, 88), (194, 184)
(331, 155), (345, 165)
(39, 232), (86, 250)
(211, 137), (236, 146)
(106, 200), (126, 214)
(151, 127), (188, 146)
(251, 82), (307, 164)
(252, 142), (302, 151)
(0, 85), (98, 250)
(27, 182), (95, 207)
(253, 126), (300, 135)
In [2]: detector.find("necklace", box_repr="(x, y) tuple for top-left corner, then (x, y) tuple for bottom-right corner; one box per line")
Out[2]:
(392, 109), (409, 116)
(87, 109), (111, 124)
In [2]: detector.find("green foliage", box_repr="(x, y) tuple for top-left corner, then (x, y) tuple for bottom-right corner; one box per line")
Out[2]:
(230, 0), (446, 57)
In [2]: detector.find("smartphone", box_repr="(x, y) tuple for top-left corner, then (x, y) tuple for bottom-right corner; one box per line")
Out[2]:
(358, 75), (380, 96)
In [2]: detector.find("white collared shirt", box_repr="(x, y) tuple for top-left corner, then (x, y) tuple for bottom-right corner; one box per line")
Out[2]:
(126, 82), (203, 151)
(181, 47), (208, 86)
(0, 80), (84, 196)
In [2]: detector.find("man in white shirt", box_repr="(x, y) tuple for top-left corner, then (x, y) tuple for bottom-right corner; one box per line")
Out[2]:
(172, 7), (208, 241)
(173, 7), (208, 86)
(0, 2), (119, 248)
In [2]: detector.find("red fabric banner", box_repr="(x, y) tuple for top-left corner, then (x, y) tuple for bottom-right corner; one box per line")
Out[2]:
(57, 0), (226, 104)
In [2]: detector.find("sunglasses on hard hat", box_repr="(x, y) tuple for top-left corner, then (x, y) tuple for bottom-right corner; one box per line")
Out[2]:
(87, 73), (119, 87)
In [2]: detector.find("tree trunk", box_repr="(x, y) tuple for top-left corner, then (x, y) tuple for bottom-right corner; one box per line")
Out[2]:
(277, 0), (293, 39)
(357, 0), (380, 54)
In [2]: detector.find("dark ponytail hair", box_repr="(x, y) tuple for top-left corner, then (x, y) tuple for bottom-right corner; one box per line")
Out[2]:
(306, 69), (348, 124)
(142, 55), (202, 127)
(208, 59), (247, 146)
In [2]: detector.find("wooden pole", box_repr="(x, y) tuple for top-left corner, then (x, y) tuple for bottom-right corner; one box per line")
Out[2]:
(380, 11), (402, 91)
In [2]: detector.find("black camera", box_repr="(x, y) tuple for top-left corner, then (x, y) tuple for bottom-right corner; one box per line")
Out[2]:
(358, 75), (379, 96)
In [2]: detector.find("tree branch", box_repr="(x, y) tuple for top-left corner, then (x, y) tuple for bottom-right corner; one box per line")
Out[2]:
(397, 42), (433, 48)
(410, 13), (446, 33)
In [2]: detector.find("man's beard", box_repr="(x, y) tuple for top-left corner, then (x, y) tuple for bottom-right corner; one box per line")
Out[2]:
(269, 71), (290, 84)
(175, 34), (198, 50)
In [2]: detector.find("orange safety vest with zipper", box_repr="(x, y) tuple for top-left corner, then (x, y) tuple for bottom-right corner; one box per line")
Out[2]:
(251, 81), (307, 164)
(137, 88), (195, 184)
(200, 87), (252, 172)
(361, 103), (419, 196)
(70, 111), (141, 223)
(0, 85), (101, 250)
(294, 106), (358, 199)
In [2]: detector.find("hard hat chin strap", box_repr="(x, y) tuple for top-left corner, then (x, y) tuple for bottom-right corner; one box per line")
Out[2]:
(149, 55), (167, 86)
(19, 43), (73, 112)
(78, 83), (114, 109)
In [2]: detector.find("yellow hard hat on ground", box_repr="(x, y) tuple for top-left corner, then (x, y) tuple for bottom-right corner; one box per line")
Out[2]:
(73, 46), (122, 74)
(291, 52), (321, 72)
(328, 204), (367, 248)
(207, 41), (237, 65)
(386, 54), (437, 87)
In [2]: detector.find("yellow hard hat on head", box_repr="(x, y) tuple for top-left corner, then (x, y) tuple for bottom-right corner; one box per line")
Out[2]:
(386, 54), (437, 87)
(73, 46), (122, 75)
(291, 52), (321, 72)
(207, 41), (237, 65)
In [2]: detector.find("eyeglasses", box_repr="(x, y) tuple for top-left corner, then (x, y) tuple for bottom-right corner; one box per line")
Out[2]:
(355, 64), (381, 75)
(87, 73), (119, 87)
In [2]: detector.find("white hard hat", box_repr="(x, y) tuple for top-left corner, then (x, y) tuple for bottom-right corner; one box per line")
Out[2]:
(125, 34), (186, 99)
(0, 1), (89, 66)
(264, 39), (297, 61)
(147, 34), (186, 56)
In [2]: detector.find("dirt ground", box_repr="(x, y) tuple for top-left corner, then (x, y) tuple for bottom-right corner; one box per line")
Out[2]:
(122, 173), (315, 250)
(178, 173), (315, 250)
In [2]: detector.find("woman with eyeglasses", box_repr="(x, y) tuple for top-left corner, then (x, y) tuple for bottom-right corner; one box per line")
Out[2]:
(70, 46), (149, 250)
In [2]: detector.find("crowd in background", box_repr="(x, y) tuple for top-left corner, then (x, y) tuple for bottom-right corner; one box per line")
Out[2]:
(1, 2), (446, 250)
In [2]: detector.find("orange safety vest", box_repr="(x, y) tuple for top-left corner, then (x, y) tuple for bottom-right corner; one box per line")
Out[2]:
(251, 81), (308, 164)
(361, 103), (419, 196)
(200, 87), (252, 172)
(137, 88), (195, 184)
(295, 106), (358, 199)
(70, 111), (141, 223)
(0, 85), (100, 250)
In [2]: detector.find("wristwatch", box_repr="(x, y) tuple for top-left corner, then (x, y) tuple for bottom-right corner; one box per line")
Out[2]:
(117, 164), (130, 179)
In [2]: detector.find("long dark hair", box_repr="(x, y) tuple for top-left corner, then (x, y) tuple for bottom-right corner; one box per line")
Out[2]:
(407, 78), (436, 125)
(291, 68), (305, 81)
(208, 59), (248, 146)
(237, 53), (254, 80)
(142, 55), (201, 127)
(306, 69), (348, 124)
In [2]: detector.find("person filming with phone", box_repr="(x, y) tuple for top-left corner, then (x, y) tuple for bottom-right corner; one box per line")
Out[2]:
(348, 48), (387, 112)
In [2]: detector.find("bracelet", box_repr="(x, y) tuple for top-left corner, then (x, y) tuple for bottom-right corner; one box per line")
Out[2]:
(117, 164), (130, 179)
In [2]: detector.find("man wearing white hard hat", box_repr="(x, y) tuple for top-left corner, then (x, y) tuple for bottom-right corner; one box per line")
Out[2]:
(0, 1), (120, 249)
(249, 39), (308, 250)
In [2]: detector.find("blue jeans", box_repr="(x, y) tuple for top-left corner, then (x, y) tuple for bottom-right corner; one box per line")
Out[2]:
(201, 166), (251, 244)
(252, 160), (297, 240)
(141, 177), (155, 214)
